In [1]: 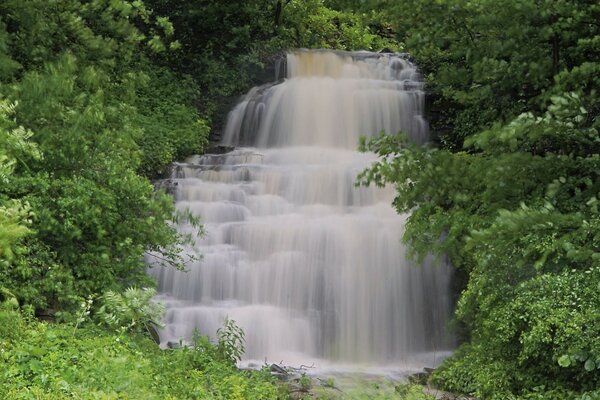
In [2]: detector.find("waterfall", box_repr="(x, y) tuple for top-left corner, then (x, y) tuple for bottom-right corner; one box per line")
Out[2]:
(148, 50), (453, 368)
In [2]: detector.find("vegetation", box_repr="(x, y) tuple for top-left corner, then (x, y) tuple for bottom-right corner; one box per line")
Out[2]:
(2, 0), (597, 398)
(313, 379), (436, 400)
(0, 0), (205, 315)
(143, 0), (398, 132)
(356, 0), (600, 399)
(0, 301), (284, 399)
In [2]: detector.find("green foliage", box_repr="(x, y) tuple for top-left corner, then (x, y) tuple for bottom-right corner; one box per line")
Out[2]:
(216, 318), (246, 365)
(96, 287), (164, 335)
(372, 0), (600, 149)
(0, 99), (39, 261)
(0, 199), (31, 261)
(0, 0), (209, 312)
(0, 99), (40, 310)
(187, 318), (247, 369)
(144, 0), (399, 123)
(312, 379), (435, 399)
(132, 63), (210, 178)
(274, 0), (397, 52)
(360, 89), (600, 398)
(394, 384), (435, 400)
(299, 373), (312, 391)
(358, 2), (600, 394)
(0, 307), (284, 399)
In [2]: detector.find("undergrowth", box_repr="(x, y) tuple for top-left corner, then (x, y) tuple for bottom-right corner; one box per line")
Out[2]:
(0, 303), (284, 400)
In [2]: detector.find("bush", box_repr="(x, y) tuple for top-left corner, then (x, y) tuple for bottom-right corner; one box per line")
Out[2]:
(95, 287), (165, 336)
(0, 0), (208, 313)
(0, 308), (284, 399)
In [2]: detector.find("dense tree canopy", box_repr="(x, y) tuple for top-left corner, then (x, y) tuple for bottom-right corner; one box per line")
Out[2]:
(0, 0), (207, 312)
(358, 1), (600, 398)
(142, 0), (397, 131)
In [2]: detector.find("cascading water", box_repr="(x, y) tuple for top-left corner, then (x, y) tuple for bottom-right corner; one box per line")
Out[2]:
(148, 50), (453, 369)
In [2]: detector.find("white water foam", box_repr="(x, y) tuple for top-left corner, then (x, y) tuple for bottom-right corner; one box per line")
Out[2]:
(148, 50), (454, 372)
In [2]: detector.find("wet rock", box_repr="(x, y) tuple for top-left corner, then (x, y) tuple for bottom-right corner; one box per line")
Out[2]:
(270, 363), (288, 375)
(147, 324), (161, 344)
(408, 371), (430, 385)
(205, 145), (235, 155)
(166, 341), (182, 349)
(154, 179), (178, 196)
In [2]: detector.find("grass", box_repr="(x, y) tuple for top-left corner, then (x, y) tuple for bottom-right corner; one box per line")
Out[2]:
(0, 306), (284, 399)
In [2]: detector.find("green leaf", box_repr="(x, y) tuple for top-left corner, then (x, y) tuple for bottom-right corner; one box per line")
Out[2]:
(584, 359), (596, 372)
(558, 355), (572, 367)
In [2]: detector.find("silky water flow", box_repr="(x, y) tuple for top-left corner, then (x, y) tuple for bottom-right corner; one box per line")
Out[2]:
(148, 50), (454, 372)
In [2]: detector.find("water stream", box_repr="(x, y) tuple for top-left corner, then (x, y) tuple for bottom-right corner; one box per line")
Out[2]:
(148, 50), (453, 373)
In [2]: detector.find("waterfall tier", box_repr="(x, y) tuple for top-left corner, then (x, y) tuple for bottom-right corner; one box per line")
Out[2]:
(223, 50), (428, 148)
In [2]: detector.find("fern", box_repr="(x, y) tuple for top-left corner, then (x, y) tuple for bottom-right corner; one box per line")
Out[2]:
(95, 287), (164, 336)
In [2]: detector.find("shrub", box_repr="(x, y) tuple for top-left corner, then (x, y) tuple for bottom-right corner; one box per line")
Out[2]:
(95, 287), (164, 336)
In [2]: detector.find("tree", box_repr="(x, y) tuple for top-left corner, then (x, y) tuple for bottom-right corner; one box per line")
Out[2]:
(358, 1), (600, 397)
(0, 100), (39, 263)
(0, 0), (206, 312)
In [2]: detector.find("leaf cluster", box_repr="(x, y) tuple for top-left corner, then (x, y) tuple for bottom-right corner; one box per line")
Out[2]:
(360, 56), (600, 400)
(263, 3), (600, 397)
(95, 287), (165, 336)
(0, 0), (208, 313)
(0, 306), (284, 399)
(143, 0), (399, 125)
